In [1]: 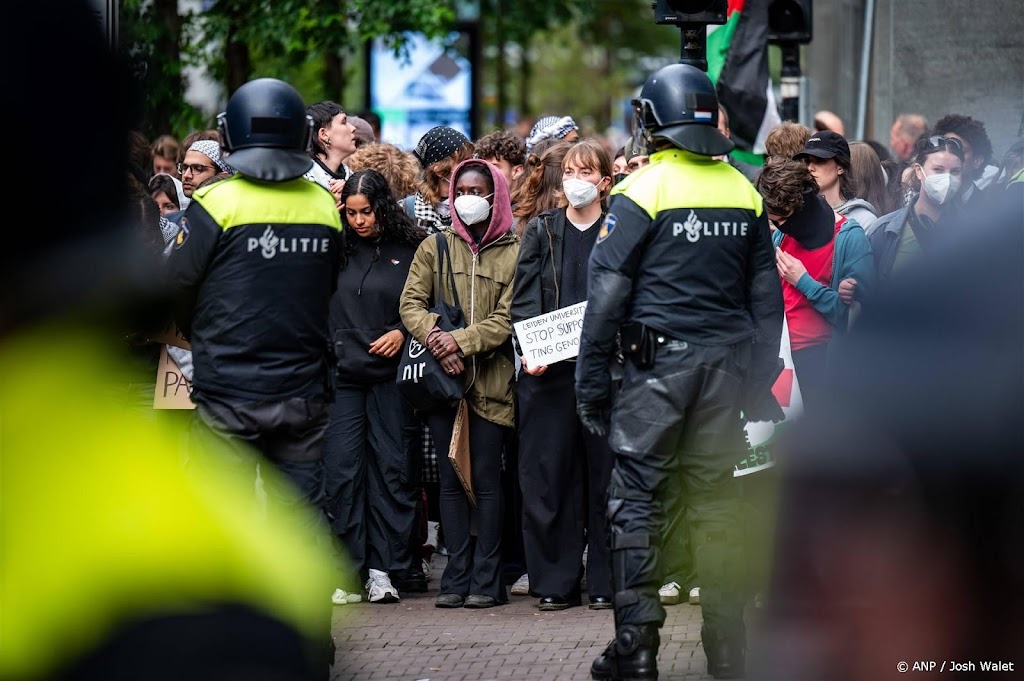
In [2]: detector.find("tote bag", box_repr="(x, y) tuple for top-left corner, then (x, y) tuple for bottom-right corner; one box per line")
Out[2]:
(397, 233), (465, 412)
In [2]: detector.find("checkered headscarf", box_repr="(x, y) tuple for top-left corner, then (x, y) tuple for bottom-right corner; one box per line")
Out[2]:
(525, 115), (578, 155)
(188, 140), (232, 174)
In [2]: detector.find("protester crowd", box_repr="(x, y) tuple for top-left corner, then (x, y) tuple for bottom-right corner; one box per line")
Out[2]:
(138, 95), (1023, 604)
(125, 82), (1023, 681)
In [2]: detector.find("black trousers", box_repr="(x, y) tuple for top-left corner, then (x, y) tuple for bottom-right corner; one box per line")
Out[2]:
(791, 342), (829, 411)
(190, 394), (330, 538)
(322, 381), (418, 585)
(425, 405), (509, 603)
(606, 340), (749, 642)
(518, 362), (614, 599)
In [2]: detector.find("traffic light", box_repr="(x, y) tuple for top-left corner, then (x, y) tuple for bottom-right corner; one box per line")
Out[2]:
(654, 0), (728, 26)
(767, 0), (813, 44)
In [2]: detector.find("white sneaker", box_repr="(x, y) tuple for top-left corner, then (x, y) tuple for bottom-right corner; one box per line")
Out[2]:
(331, 588), (362, 605)
(365, 568), (400, 603)
(510, 573), (530, 596)
(659, 581), (681, 605)
(422, 557), (432, 581)
(688, 586), (700, 605)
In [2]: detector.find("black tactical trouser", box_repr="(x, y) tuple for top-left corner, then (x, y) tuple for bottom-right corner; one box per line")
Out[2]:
(606, 340), (749, 643)
(190, 394), (332, 539)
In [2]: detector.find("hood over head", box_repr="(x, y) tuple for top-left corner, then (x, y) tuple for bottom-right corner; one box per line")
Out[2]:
(448, 159), (513, 253)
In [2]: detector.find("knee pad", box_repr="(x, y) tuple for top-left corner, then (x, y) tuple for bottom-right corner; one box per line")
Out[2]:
(606, 468), (655, 523)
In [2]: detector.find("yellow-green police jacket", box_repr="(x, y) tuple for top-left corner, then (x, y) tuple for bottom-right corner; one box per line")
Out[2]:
(576, 148), (782, 403)
(0, 327), (338, 680)
(166, 174), (342, 403)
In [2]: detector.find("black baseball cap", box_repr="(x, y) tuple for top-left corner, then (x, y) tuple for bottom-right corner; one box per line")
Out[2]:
(795, 130), (851, 168)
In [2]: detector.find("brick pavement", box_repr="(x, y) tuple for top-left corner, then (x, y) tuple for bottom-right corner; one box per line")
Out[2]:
(331, 555), (715, 681)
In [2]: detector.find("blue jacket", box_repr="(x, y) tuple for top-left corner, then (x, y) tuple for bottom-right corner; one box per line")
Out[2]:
(867, 203), (913, 282)
(772, 215), (875, 333)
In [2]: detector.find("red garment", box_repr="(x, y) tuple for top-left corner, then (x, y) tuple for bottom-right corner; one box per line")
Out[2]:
(781, 215), (844, 351)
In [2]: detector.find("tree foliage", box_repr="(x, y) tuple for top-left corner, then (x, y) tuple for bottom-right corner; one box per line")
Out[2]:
(121, 0), (455, 138)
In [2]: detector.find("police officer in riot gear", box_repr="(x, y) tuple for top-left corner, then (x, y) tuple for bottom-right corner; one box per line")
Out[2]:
(575, 63), (785, 680)
(167, 78), (344, 536)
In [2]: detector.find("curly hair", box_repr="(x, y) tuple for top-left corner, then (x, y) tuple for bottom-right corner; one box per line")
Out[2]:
(474, 130), (526, 167)
(346, 142), (421, 200)
(756, 158), (819, 218)
(764, 122), (813, 161)
(932, 113), (993, 167)
(511, 139), (575, 235)
(340, 169), (426, 258)
(417, 142), (475, 208)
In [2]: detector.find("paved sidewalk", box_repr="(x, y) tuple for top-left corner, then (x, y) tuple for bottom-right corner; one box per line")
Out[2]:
(331, 555), (714, 681)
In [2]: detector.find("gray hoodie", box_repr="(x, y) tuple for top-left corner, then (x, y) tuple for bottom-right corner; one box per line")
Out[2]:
(836, 198), (877, 233)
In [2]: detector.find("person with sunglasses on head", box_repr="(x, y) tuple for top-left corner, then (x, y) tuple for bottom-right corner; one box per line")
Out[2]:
(931, 113), (998, 211)
(868, 135), (965, 282)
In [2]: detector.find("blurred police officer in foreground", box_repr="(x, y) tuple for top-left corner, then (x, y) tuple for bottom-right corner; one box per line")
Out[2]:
(750, 165), (1023, 681)
(575, 63), (785, 680)
(1, 5), (336, 680)
(167, 79), (343, 534)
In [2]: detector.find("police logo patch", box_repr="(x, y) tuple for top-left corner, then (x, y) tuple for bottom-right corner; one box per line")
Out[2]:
(596, 213), (617, 244)
(174, 218), (190, 249)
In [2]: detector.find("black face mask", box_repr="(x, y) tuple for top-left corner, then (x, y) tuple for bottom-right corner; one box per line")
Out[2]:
(613, 173), (628, 186)
(776, 190), (835, 249)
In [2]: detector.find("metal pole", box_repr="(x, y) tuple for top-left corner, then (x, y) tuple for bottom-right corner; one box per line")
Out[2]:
(780, 43), (801, 123)
(855, 0), (876, 141)
(679, 23), (709, 72)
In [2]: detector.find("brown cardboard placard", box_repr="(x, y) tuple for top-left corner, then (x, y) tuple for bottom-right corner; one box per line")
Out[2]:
(448, 399), (475, 508)
(153, 345), (196, 409)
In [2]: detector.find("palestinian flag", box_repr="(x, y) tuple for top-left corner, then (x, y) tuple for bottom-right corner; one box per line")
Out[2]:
(707, 0), (781, 165)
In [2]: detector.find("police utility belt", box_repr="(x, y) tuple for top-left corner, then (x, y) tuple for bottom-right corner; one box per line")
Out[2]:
(620, 322), (683, 369)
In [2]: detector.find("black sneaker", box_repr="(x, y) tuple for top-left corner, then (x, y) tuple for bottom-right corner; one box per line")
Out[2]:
(392, 569), (428, 593)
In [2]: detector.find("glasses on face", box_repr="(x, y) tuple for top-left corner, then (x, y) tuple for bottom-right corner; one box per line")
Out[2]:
(177, 162), (216, 176)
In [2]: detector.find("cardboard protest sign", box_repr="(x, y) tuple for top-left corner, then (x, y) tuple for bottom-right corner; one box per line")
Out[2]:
(735, 317), (802, 477)
(512, 301), (588, 367)
(149, 324), (191, 350)
(153, 344), (195, 410)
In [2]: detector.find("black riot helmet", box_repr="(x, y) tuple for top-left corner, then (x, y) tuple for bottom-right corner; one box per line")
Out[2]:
(217, 78), (314, 182)
(632, 63), (734, 157)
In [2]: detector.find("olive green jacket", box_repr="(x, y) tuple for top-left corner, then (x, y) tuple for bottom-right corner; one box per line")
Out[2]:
(399, 230), (519, 427)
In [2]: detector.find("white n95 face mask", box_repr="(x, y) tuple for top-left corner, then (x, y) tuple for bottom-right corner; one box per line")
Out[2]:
(922, 172), (961, 205)
(453, 194), (493, 225)
(563, 177), (600, 208)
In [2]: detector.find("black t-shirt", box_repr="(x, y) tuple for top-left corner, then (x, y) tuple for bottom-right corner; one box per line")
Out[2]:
(560, 218), (601, 307)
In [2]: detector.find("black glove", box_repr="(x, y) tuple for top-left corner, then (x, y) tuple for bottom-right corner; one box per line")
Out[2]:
(741, 356), (785, 423)
(577, 400), (611, 437)
(740, 386), (785, 423)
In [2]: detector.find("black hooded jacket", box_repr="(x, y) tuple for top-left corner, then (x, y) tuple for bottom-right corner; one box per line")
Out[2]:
(331, 234), (420, 385)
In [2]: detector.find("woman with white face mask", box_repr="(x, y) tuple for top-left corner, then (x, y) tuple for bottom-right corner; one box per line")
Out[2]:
(399, 159), (519, 610)
(510, 139), (617, 612)
(868, 136), (965, 281)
